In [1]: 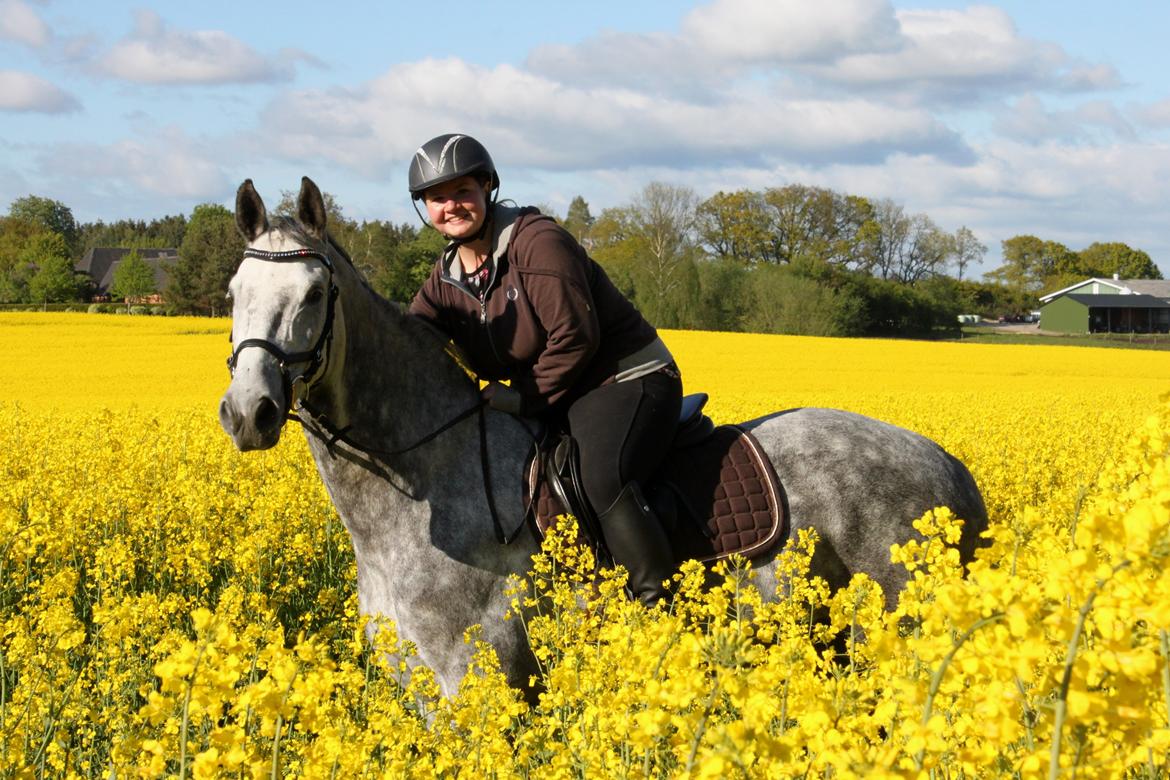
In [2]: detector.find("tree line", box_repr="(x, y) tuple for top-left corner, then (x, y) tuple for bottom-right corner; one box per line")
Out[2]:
(566, 183), (1160, 336)
(0, 183), (1160, 337)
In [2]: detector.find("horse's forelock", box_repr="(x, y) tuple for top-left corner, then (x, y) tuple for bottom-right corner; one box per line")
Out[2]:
(254, 216), (358, 274)
(261, 216), (330, 254)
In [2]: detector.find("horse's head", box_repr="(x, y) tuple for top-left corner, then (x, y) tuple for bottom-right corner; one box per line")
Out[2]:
(219, 176), (343, 451)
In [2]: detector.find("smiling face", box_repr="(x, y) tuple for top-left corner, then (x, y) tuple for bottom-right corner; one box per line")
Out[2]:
(421, 175), (490, 241)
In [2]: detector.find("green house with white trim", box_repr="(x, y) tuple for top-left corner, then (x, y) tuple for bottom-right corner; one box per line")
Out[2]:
(1038, 277), (1170, 334)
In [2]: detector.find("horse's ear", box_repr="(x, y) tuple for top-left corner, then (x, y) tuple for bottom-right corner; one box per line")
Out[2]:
(235, 179), (268, 241)
(297, 176), (328, 241)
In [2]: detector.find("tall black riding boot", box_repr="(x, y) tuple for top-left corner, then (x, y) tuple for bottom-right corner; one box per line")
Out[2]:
(596, 482), (675, 605)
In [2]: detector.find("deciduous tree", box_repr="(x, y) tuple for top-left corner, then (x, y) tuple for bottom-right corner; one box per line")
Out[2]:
(110, 249), (157, 303)
(761, 185), (873, 268)
(170, 204), (244, 315)
(1077, 242), (1162, 280)
(8, 195), (79, 256)
(985, 235), (1078, 291)
(694, 190), (772, 266)
(26, 232), (80, 303)
(951, 226), (986, 282)
(618, 183), (699, 327)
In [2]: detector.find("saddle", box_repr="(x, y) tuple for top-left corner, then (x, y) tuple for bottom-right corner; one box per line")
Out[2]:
(524, 393), (787, 567)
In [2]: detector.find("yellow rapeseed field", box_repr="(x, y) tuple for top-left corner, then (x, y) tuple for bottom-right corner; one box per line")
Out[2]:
(3, 311), (1170, 778)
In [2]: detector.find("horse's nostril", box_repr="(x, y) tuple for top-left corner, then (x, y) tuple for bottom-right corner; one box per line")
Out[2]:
(219, 397), (240, 434)
(254, 397), (281, 432)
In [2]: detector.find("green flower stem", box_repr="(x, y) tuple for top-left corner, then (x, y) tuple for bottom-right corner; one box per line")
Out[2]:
(915, 612), (1005, 770)
(1048, 561), (1130, 780)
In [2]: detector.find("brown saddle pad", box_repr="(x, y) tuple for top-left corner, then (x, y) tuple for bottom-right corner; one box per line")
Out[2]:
(526, 424), (786, 566)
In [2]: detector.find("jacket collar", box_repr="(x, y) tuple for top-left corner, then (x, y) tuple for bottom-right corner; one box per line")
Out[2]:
(440, 203), (523, 283)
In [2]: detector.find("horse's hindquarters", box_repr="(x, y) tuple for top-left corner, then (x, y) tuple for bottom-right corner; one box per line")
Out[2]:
(743, 407), (988, 607)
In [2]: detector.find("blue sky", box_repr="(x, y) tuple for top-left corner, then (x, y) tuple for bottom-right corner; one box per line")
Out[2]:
(3, 1), (1169, 275)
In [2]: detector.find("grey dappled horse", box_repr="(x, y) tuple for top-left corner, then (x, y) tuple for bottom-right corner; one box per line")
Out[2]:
(219, 177), (988, 697)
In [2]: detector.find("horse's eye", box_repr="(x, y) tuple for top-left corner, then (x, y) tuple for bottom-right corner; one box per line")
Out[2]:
(305, 287), (324, 306)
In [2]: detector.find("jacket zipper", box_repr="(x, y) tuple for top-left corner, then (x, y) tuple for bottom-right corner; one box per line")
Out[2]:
(439, 267), (506, 365)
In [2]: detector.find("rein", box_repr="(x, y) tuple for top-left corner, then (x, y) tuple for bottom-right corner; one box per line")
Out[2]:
(291, 396), (522, 544)
(227, 240), (523, 545)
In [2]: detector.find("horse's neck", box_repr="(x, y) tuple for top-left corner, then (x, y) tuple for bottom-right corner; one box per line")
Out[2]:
(317, 274), (468, 455)
(300, 262), (539, 637)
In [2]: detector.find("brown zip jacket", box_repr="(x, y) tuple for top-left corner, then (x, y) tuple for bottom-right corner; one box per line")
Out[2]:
(408, 205), (660, 414)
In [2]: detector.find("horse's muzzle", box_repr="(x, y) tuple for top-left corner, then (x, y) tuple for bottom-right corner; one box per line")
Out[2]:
(219, 384), (286, 451)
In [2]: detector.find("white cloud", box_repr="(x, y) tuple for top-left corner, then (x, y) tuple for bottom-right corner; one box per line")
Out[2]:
(0, 0), (50, 47)
(1133, 98), (1170, 128)
(526, 33), (712, 96)
(531, 3), (1118, 110)
(0, 70), (79, 113)
(527, 0), (903, 97)
(256, 57), (968, 179)
(682, 0), (902, 64)
(994, 95), (1136, 144)
(100, 10), (295, 85)
(808, 6), (1119, 100)
(35, 127), (230, 199)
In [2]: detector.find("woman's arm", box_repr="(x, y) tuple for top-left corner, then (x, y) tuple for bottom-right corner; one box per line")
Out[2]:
(511, 223), (601, 412)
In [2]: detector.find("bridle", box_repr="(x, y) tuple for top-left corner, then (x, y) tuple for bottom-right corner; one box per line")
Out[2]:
(224, 239), (527, 544)
(227, 246), (340, 409)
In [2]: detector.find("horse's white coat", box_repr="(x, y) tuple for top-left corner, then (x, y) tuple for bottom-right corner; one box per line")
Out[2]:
(220, 179), (988, 698)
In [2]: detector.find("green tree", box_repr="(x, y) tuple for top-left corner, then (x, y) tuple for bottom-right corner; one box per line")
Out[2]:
(562, 196), (595, 246)
(0, 217), (44, 302)
(80, 214), (187, 252)
(986, 235), (1078, 292)
(374, 226), (445, 303)
(695, 190), (771, 266)
(589, 206), (640, 300)
(761, 185), (873, 268)
(170, 204), (244, 315)
(9, 195), (80, 256)
(894, 214), (953, 285)
(693, 258), (749, 331)
(865, 199), (910, 280)
(1077, 242), (1161, 280)
(110, 250), (157, 304)
(26, 232), (80, 303)
(951, 226), (986, 282)
(744, 265), (852, 336)
(622, 182), (699, 328)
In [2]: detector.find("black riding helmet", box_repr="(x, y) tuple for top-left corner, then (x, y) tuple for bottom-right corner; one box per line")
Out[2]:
(408, 133), (500, 244)
(408, 133), (499, 200)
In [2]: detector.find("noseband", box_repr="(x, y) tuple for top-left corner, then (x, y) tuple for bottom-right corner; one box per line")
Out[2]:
(226, 246), (340, 408)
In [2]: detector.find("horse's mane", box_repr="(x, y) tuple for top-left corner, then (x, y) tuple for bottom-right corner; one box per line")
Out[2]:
(271, 215), (477, 388)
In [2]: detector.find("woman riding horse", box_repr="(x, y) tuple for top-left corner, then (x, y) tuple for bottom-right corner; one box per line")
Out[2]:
(406, 133), (679, 604)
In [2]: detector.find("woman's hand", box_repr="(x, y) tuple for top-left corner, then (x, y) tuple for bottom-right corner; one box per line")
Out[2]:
(481, 382), (523, 415)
